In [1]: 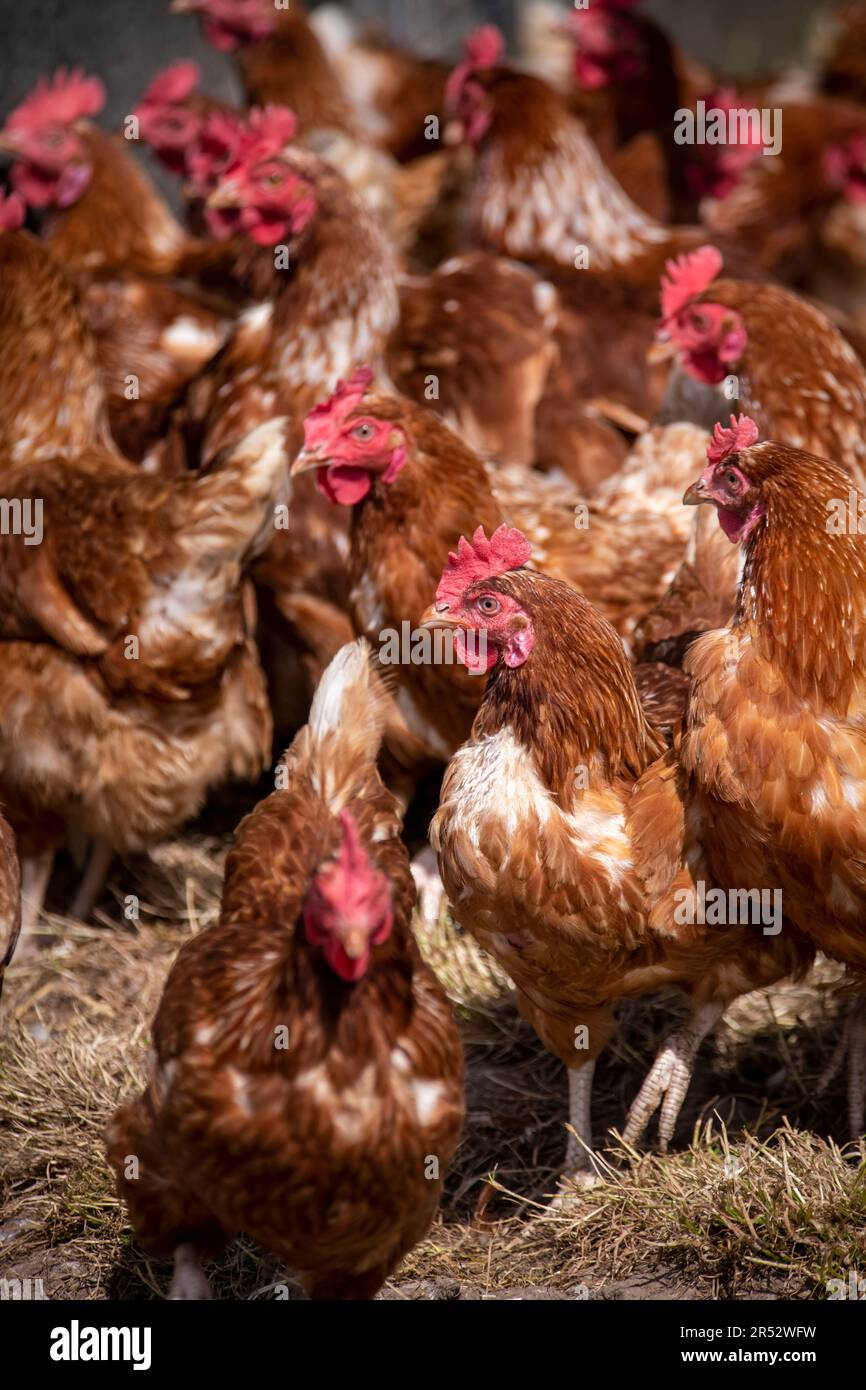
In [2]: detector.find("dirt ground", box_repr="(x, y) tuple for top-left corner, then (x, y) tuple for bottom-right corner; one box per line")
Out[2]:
(1, 780), (865, 1301)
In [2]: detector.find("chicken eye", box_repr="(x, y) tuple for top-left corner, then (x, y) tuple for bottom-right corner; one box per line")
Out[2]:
(352, 423), (375, 441)
(691, 311), (709, 331)
(725, 469), (739, 489)
(267, 171), (283, 185)
(477, 596), (500, 615)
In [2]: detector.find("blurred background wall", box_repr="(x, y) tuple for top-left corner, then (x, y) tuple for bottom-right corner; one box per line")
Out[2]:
(0, 0), (836, 128)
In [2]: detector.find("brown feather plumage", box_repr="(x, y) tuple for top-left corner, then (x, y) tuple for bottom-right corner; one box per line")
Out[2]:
(681, 440), (866, 973)
(106, 641), (464, 1299)
(432, 567), (812, 1163)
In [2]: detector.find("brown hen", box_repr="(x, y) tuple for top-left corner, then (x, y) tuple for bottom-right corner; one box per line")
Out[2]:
(172, 0), (359, 138)
(106, 639), (464, 1299)
(425, 528), (812, 1184)
(640, 246), (866, 661)
(0, 73), (234, 460)
(0, 229), (284, 942)
(679, 418), (866, 1135)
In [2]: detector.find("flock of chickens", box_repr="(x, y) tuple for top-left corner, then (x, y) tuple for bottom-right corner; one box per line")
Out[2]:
(2, 0), (866, 1300)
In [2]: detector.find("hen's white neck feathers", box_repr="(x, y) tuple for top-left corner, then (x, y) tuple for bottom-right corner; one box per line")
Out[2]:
(477, 120), (667, 269)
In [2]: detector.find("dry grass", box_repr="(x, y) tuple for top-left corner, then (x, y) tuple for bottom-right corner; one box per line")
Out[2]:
(1, 815), (865, 1301)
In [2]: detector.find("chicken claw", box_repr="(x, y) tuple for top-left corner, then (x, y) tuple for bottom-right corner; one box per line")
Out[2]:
(623, 1001), (724, 1151)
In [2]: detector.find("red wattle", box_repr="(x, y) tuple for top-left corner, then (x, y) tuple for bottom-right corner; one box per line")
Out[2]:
(455, 630), (498, 674)
(315, 465), (372, 506)
(717, 507), (745, 542)
(326, 941), (370, 983)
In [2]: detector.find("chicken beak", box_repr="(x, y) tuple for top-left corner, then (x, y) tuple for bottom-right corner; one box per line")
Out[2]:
(206, 181), (243, 209)
(0, 128), (23, 156)
(290, 448), (323, 477)
(683, 478), (713, 506)
(339, 927), (369, 961)
(647, 335), (677, 365)
(419, 602), (463, 632)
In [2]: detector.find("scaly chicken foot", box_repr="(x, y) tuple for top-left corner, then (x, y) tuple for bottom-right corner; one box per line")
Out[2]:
(817, 1000), (866, 1141)
(623, 1001), (724, 1152)
(168, 1244), (213, 1301)
(556, 1061), (604, 1197)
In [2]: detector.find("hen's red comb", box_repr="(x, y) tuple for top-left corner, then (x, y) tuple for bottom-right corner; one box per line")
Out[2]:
(707, 414), (759, 464)
(310, 812), (377, 907)
(226, 105), (297, 169)
(316, 811), (383, 903)
(436, 525), (532, 608)
(186, 108), (245, 189)
(139, 61), (200, 107)
(660, 244), (723, 320)
(200, 108), (245, 148)
(7, 69), (106, 132)
(246, 104), (297, 149)
(446, 25), (506, 107)
(0, 188), (25, 230)
(464, 24), (505, 68)
(304, 367), (375, 450)
(335, 810), (368, 876)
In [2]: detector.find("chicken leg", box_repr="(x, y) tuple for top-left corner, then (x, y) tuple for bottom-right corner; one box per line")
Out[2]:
(411, 842), (447, 932)
(817, 999), (866, 1141)
(168, 1243), (213, 1300)
(623, 1001), (724, 1151)
(15, 850), (55, 957)
(70, 839), (113, 922)
(561, 1060), (603, 1188)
